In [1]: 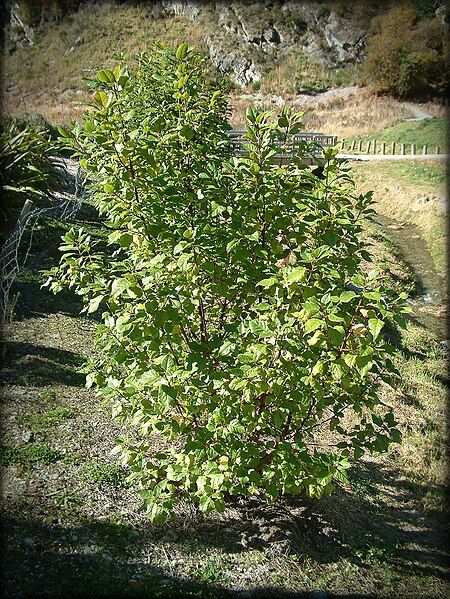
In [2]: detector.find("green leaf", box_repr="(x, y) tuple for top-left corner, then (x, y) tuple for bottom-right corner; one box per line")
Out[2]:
(285, 267), (306, 284)
(211, 201), (227, 217)
(218, 340), (235, 356)
(340, 291), (357, 302)
(87, 295), (103, 314)
(256, 277), (277, 288)
(329, 326), (345, 346)
(272, 411), (283, 429)
(97, 70), (110, 83)
(176, 42), (188, 59)
(368, 318), (384, 340)
(119, 233), (133, 248)
(93, 91), (110, 107)
(304, 318), (323, 334)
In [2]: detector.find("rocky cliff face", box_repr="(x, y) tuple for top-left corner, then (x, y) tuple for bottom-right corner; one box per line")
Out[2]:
(3, 1), (445, 86)
(154, 1), (370, 85)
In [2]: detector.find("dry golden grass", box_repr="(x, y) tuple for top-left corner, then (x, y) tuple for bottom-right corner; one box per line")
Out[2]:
(417, 101), (447, 118)
(228, 88), (419, 138)
(301, 89), (412, 138)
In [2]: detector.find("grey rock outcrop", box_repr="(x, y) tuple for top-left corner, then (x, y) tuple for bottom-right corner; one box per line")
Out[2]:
(3, 0), (377, 84)
(156, 1), (371, 83)
(7, 2), (35, 49)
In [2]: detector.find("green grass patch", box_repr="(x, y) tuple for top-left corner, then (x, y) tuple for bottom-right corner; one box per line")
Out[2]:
(53, 490), (83, 511)
(345, 117), (447, 154)
(365, 160), (445, 190)
(422, 214), (447, 274)
(0, 442), (61, 466)
(79, 460), (127, 487)
(26, 406), (75, 432)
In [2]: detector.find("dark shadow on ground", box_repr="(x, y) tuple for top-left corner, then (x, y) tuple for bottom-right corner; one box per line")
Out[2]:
(12, 279), (85, 321)
(1, 459), (448, 598)
(6, 202), (106, 323)
(1, 341), (85, 387)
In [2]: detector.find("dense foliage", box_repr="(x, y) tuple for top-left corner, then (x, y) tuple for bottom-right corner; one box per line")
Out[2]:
(0, 117), (64, 238)
(362, 3), (448, 98)
(46, 43), (409, 521)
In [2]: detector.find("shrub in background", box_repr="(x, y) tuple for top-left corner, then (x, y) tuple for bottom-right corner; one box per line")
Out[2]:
(46, 43), (409, 522)
(362, 3), (448, 98)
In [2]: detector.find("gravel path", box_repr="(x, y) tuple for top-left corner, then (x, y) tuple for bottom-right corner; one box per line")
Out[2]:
(402, 102), (434, 121)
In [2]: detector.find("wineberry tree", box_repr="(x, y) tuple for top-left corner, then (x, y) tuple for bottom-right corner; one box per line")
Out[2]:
(46, 43), (409, 521)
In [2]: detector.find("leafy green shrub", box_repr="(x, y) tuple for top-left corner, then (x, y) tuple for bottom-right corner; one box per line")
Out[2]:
(46, 43), (409, 522)
(362, 4), (448, 98)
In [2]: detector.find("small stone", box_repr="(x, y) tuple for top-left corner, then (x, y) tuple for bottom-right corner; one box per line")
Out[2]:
(21, 431), (33, 443)
(71, 534), (78, 542)
(24, 537), (35, 548)
(439, 340), (449, 354)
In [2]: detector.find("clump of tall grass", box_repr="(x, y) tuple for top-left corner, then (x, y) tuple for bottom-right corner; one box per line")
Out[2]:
(0, 115), (65, 239)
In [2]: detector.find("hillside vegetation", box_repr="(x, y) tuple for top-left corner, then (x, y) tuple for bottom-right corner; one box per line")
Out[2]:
(2, 0), (447, 127)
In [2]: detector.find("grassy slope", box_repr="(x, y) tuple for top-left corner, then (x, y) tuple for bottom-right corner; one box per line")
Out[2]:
(1, 165), (448, 598)
(3, 3), (208, 124)
(352, 159), (447, 273)
(344, 118), (447, 153)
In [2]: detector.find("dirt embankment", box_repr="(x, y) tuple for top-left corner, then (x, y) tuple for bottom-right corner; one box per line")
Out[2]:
(351, 160), (447, 274)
